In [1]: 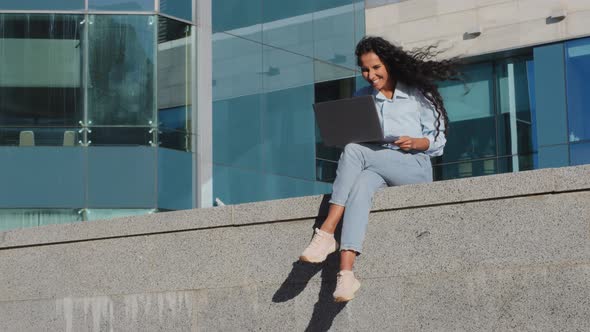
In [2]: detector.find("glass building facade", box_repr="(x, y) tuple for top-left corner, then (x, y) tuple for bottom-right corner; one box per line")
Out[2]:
(1, 0), (590, 230)
(0, 2), (196, 230)
(212, 0), (365, 204)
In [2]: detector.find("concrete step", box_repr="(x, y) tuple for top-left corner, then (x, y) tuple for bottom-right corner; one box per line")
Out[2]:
(1, 165), (589, 331)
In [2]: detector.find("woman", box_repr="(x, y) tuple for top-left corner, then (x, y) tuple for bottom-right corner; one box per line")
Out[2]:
(300, 36), (461, 302)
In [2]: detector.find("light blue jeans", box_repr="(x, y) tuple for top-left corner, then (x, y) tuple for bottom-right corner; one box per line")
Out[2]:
(329, 143), (433, 254)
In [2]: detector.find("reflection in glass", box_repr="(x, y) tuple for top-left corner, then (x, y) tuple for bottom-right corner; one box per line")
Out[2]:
(313, 77), (356, 182)
(313, 1), (356, 70)
(87, 15), (155, 126)
(565, 38), (590, 143)
(496, 58), (534, 171)
(160, 0), (192, 22)
(437, 63), (496, 164)
(316, 159), (338, 182)
(314, 60), (356, 83)
(263, 2), (313, 57)
(0, 14), (84, 128)
(212, 32), (262, 100)
(0, 0), (84, 10)
(263, 45), (314, 92)
(89, 0), (153, 11)
(157, 17), (192, 151)
(0, 127), (79, 146)
(212, 0), (262, 40)
(213, 94), (263, 170)
(434, 157), (502, 181)
(262, 85), (316, 180)
(440, 63), (494, 122)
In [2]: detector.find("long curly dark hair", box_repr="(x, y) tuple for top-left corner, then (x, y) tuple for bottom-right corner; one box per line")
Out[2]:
(355, 36), (462, 138)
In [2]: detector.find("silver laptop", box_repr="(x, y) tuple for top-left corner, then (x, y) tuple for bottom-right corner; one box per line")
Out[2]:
(313, 95), (385, 147)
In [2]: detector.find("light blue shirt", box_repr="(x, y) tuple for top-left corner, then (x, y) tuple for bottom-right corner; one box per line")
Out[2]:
(354, 83), (446, 157)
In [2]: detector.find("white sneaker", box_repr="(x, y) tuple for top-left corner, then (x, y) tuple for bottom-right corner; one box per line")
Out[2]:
(333, 270), (361, 302)
(299, 228), (338, 263)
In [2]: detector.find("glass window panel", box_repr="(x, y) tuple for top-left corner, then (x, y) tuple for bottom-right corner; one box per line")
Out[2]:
(316, 159), (337, 182)
(314, 60), (356, 83)
(526, 60), (538, 157)
(88, 0), (154, 11)
(433, 115), (496, 165)
(263, 45), (313, 92)
(213, 0), (262, 41)
(212, 33), (262, 100)
(570, 142), (590, 166)
(87, 15), (155, 126)
(0, 127), (80, 146)
(313, 77), (354, 163)
(315, 0), (353, 12)
(0, 0), (84, 10)
(263, 0), (314, 23)
(214, 164), (331, 205)
(532, 43), (568, 146)
(496, 155), (535, 174)
(262, 85), (316, 180)
(158, 147), (193, 210)
(157, 17), (192, 151)
(160, 0), (192, 22)
(159, 128), (192, 151)
(88, 127), (151, 146)
(213, 94), (263, 171)
(438, 63), (495, 164)
(496, 59), (534, 158)
(87, 146), (156, 208)
(313, 1), (356, 70)
(0, 14), (84, 127)
(353, 0), (365, 45)
(433, 158), (498, 181)
(0, 147), (85, 207)
(440, 63), (494, 122)
(262, 0), (313, 57)
(537, 144), (569, 169)
(565, 38), (590, 142)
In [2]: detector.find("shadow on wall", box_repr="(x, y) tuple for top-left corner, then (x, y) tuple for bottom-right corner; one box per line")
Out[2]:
(272, 195), (347, 332)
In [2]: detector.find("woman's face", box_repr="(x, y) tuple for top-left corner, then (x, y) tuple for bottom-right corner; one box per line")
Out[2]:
(359, 51), (394, 93)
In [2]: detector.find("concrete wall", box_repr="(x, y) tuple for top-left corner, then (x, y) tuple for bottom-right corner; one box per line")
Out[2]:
(366, 0), (590, 58)
(0, 165), (589, 331)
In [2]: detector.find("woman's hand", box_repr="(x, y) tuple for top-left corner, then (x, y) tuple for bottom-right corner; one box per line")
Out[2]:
(393, 136), (430, 151)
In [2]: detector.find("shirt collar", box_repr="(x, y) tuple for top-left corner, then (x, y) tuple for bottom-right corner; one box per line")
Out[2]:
(371, 81), (410, 102)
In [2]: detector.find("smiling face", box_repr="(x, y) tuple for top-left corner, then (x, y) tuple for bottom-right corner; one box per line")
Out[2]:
(359, 51), (395, 97)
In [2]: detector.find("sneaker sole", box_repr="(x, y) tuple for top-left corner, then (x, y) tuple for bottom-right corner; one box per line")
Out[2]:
(299, 255), (325, 263)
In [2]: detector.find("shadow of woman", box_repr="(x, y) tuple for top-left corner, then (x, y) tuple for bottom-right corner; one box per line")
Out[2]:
(271, 195), (348, 332)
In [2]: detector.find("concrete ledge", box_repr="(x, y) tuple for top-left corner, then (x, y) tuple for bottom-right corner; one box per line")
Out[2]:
(1, 165), (589, 331)
(0, 165), (588, 250)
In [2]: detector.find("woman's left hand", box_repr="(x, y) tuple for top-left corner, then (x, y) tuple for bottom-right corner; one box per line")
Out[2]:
(393, 136), (430, 151)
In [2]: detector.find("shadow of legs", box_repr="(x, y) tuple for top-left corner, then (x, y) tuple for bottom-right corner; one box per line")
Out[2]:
(305, 253), (347, 332)
(272, 260), (323, 302)
(272, 195), (333, 303)
(273, 194), (347, 329)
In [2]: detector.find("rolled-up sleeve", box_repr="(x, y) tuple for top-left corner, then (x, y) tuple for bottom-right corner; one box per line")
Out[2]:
(418, 94), (446, 157)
